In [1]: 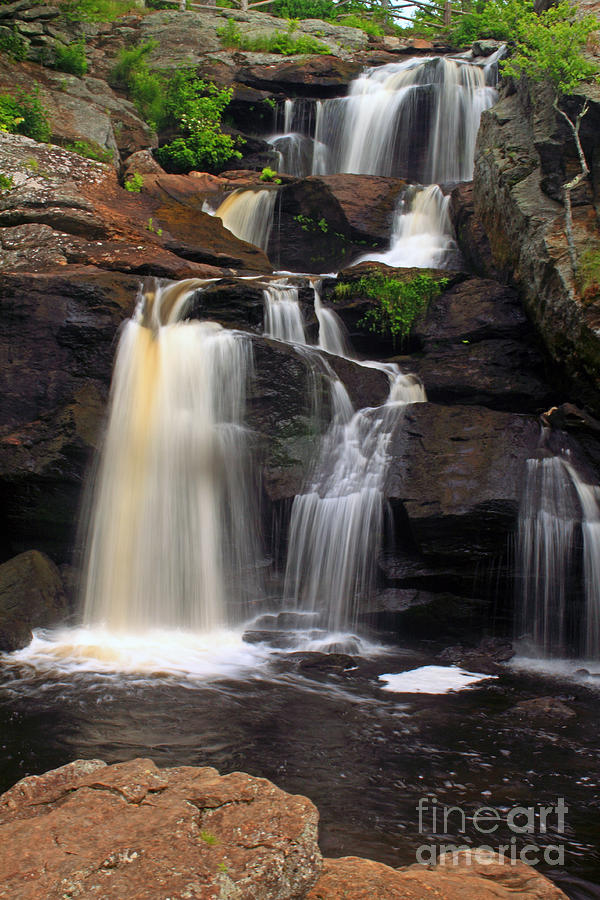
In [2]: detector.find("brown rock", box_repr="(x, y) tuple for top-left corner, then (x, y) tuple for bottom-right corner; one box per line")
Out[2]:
(308, 852), (568, 899)
(0, 550), (67, 651)
(0, 758), (322, 900)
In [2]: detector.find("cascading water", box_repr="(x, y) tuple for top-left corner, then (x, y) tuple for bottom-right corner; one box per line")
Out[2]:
(214, 188), (278, 251)
(263, 281), (308, 344)
(312, 280), (353, 357)
(516, 434), (600, 659)
(81, 278), (262, 632)
(355, 184), (460, 269)
(270, 54), (498, 181)
(285, 369), (426, 632)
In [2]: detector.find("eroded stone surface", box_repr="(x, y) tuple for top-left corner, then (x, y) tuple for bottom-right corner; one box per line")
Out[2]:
(0, 758), (322, 900)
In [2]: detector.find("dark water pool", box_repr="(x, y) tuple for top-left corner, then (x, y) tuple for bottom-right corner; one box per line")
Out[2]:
(1, 632), (599, 899)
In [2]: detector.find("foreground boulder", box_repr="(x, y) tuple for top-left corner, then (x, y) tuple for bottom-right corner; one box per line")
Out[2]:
(0, 758), (322, 900)
(307, 853), (568, 899)
(0, 550), (67, 651)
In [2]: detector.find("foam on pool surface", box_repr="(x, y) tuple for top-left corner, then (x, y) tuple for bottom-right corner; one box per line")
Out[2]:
(379, 665), (497, 694)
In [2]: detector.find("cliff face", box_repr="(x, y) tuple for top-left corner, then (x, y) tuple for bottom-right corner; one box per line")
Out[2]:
(470, 76), (600, 413)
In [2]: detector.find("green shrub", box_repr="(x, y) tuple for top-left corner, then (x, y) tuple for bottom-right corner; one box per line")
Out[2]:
(336, 271), (448, 346)
(217, 19), (330, 55)
(59, 0), (143, 22)
(216, 17), (242, 48)
(0, 27), (27, 61)
(156, 69), (241, 173)
(54, 40), (87, 76)
(124, 171), (144, 192)
(112, 40), (165, 128)
(270, 0), (336, 17)
(0, 88), (51, 142)
(259, 166), (281, 183)
(64, 139), (114, 162)
(335, 14), (384, 37)
(0, 172), (13, 190)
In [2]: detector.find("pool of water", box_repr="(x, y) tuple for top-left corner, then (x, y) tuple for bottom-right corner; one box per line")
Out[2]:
(1, 625), (599, 899)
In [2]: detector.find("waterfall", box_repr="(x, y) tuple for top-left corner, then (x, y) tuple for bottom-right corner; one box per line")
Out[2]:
(267, 99), (319, 176)
(263, 281), (308, 343)
(354, 184), (460, 269)
(81, 279), (262, 632)
(214, 188), (277, 251)
(311, 55), (497, 182)
(285, 370), (426, 631)
(517, 441), (600, 658)
(312, 280), (353, 357)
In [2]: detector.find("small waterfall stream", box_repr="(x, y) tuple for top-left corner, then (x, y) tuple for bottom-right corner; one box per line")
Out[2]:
(355, 184), (459, 269)
(214, 188), (278, 251)
(516, 434), (600, 659)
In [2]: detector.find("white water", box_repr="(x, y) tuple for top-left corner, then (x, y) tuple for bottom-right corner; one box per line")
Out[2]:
(517, 444), (600, 658)
(313, 280), (353, 357)
(285, 369), (426, 631)
(263, 281), (308, 343)
(380, 666), (497, 694)
(280, 55), (497, 182)
(81, 279), (262, 633)
(214, 188), (278, 251)
(355, 184), (459, 269)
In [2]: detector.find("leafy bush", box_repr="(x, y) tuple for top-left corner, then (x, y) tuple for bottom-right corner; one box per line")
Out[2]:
(59, 0), (143, 22)
(156, 69), (241, 172)
(259, 166), (281, 183)
(64, 139), (114, 162)
(54, 41), (87, 76)
(0, 27), (27, 61)
(500, 0), (599, 93)
(0, 88), (50, 142)
(217, 18), (330, 55)
(335, 14), (384, 37)
(270, 0), (336, 17)
(0, 172), (13, 190)
(112, 40), (165, 128)
(336, 271), (448, 345)
(124, 171), (144, 192)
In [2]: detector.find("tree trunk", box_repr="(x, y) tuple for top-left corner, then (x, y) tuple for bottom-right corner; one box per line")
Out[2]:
(444, 0), (452, 27)
(554, 96), (590, 272)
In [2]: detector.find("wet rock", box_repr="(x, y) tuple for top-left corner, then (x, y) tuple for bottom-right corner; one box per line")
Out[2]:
(359, 589), (490, 643)
(438, 638), (515, 673)
(413, 277), (529, 347)
(308, 851), (568, 899)
(449, 182), (499, 278)
(472, 38), (504, 57)
(385, 403), (540, 561)
(0, 550), (67, 651)
(0, 268), (137, 560)
(412, 339), (551, 412)
(511, 697), (577, 720)
(268, 176), (407, 273)
(0, 757), (322, 900)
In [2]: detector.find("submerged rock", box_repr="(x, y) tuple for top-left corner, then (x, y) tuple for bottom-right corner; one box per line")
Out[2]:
(0, 550), (67, 651)
(0, 757), (322, 900)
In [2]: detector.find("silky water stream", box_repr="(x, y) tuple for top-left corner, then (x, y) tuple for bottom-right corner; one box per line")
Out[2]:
(1, 51), (600, 899)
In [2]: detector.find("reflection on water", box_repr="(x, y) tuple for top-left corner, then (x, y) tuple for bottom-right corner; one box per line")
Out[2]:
(1, 629), (600, 899)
